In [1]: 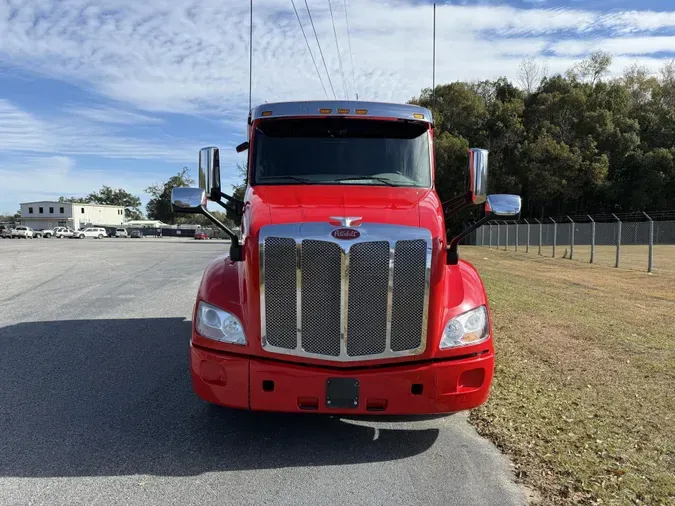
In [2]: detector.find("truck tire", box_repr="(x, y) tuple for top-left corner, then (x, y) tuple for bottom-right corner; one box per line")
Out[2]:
(44, 233), (51, 238)
(79, 234), (85, 239)
(97, 234), (103, 239)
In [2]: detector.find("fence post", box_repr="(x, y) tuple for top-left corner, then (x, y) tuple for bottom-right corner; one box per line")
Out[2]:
(567, 215), (574, 260)
(504, 221), (508, 251)
(524, 219), (530, 253)
(489, 223), (493, 249)
(550, 217), (557, 258)
(481, 224), (485, 247)
(612, 213), (621, 268)
(644, 212), (653, 273)
(588, 215), (595, 264)
(497, 222), (501, 250)
(535, 219), (542, 255)
(515, 221), (519, 252)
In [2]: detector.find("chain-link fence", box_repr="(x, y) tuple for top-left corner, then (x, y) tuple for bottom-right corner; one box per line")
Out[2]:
(472, 211), (675, 274)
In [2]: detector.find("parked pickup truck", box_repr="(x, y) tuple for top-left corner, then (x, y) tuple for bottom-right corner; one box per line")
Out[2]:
(11, 226), (34, 238)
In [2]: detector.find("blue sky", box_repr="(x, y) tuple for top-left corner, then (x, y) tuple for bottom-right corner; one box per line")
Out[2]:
(3, 0), (675, 214)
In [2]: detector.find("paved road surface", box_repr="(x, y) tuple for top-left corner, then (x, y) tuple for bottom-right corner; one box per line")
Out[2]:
(0, 239), (526, 506)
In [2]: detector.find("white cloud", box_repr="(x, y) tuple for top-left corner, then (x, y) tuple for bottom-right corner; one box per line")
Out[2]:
(0, 155), (154, 212)
(0, 99), (205, 161)
(551, 36), (675, 57)
(0, 153), (244, 214)
(0, 99), (51, 152)
(3, 0), (675, 124)
(70, 106), (164, 125)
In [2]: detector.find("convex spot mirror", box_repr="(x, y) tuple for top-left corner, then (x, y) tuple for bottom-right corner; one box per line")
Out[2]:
(171, 187), (207, 214)
(485, 194), (521, 221)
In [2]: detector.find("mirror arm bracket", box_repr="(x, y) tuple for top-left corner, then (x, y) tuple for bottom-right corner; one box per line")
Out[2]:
(215, 196), (244, 217)
(446, 215), (489, 265)
(442, 192), (471, 215)
(200, 208), (244, 262)
(212, 191), (244, 217)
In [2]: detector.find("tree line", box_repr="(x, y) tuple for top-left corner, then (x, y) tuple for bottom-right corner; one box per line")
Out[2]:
(410, 51), (675, 222)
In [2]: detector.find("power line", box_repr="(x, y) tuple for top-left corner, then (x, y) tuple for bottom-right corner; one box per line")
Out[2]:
(327, 0), (348, 99)
(290, 0), (329, 98)
(303, 0), (336, 99)
(343, 0), (357, 100)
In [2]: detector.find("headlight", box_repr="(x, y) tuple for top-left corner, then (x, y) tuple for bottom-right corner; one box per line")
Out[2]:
(439, 305), (489, 349)
(196, 301), (246, 345)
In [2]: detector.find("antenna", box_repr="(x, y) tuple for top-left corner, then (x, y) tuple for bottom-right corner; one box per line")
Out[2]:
(432, 2), (436, 108)
(249, 0), (253, 113)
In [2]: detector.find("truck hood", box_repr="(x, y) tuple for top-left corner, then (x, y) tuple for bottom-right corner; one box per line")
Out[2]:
(252, 185), (431, 227)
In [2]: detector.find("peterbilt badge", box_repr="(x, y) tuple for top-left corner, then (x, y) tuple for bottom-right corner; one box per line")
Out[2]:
(331, 228), (360, 240)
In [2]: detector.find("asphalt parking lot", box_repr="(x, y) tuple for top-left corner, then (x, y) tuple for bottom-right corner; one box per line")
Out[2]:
(0, 238), (526, 506)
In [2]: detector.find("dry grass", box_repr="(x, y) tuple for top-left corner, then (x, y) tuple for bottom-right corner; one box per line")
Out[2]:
(462, 247), (675, 505)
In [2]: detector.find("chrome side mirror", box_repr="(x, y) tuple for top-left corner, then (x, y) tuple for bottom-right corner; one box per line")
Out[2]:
(467, 148), (488, 205)
(171, 187), (207, 214)
(485, 194), (521, 221)
(199, 147), (221, 200)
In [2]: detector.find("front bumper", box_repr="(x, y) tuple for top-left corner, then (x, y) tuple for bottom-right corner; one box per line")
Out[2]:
(190, 344), (494, 415)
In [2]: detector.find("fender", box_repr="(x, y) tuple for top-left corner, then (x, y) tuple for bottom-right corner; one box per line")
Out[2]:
(191, 254), (248, 353)
(430, 259), (493, 360)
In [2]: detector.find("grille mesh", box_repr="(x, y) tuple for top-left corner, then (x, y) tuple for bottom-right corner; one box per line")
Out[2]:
(390, 239), (427, 351)
(263, 237), (297, 349)
(346, 241), (389, 356)
(301, 240), (342, 356)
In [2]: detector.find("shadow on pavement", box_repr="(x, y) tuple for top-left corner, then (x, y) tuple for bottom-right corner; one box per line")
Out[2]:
(0, 318), (439, 477)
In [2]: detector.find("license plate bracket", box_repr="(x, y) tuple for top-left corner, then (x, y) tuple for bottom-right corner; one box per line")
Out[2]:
(326, 378), (359, 409)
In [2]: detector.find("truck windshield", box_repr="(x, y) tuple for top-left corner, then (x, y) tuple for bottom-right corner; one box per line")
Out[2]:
(252, 118), (431, 187)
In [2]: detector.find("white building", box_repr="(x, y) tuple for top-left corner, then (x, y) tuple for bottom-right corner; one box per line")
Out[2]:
(19, 201), (125, 230)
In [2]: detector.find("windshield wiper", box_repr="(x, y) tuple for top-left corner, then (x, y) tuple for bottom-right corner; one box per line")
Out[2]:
(333, 176), (395, 186)
(259, 175), (315, 184)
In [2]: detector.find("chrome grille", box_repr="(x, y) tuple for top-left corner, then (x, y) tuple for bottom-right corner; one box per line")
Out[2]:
(263, 237), (297, 349)
(260, 223), (431, 362)
(346, 241), (389, 356)
(390, 240), (427, 351)
(300, 240), (341, 356)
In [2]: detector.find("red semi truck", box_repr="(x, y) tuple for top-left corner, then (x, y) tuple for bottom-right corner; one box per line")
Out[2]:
(172, 100), (521, 415)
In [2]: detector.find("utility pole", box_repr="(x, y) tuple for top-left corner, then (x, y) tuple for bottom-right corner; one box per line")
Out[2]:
(432, 3), (436, 108)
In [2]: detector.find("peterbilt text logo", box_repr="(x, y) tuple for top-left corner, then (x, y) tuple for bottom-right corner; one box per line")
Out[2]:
(331, 228), (360, 240)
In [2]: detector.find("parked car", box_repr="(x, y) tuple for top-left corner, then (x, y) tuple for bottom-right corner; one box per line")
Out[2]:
(11, 226), (34, 239)
(194, 231), (209, 240)
(52, 227), (75, 238)
(74, 227), (108, 239)
(130, 230), (143, 238)
(0, 225), (13, 238)
(115, 228), (129, 238)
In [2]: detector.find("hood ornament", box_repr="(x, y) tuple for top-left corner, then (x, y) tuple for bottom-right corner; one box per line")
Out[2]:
(329, 216), (362, 227)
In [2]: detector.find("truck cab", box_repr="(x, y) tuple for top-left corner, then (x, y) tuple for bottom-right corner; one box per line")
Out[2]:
(172, 100), (520, 415)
